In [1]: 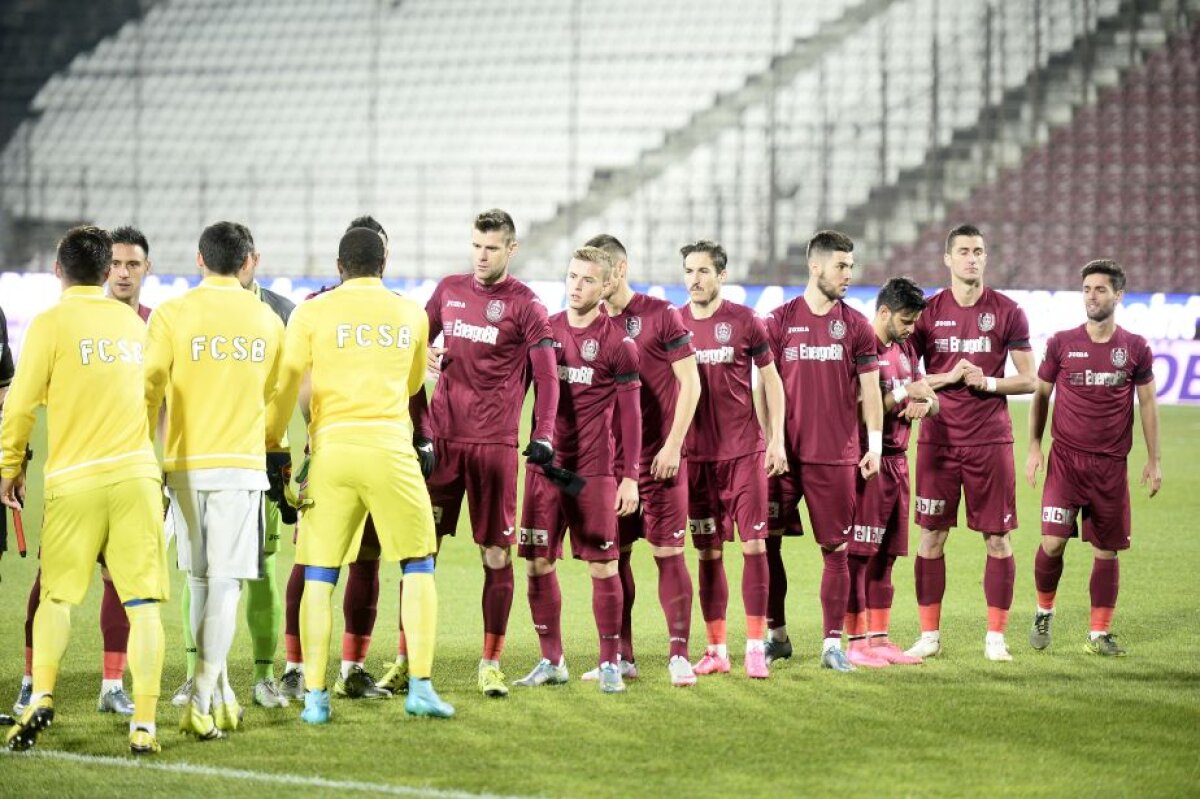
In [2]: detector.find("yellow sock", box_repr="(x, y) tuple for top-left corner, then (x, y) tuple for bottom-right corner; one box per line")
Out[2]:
(400, 572), (437, 679)
(125, 602), (164, 728)
(32, 597), (72, 697)
(300, 580), (335, 691)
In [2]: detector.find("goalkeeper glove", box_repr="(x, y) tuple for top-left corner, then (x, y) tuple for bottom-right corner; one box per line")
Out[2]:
(414, 435), (436, 479)
(266, 451), (297, 525)
(523, 438), (554, 466)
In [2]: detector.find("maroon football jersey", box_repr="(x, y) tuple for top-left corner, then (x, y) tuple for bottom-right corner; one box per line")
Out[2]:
(608, 293), (695, 461)
(1039, 324), (1154, 459)
(910, 287), (1031, 447)
(136, 303), (152, 323)
(764, 297), (878, 466)
(544, 311), (640, 476)
(680, 300), (772, 462)
(867, 337), (923, 456)
(426, 273), (552, 446)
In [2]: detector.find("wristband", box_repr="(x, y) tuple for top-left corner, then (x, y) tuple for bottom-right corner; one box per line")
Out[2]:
(868, 431), (883, 455)
(890, 385), (908, 404)
(985, 377), (998, 393)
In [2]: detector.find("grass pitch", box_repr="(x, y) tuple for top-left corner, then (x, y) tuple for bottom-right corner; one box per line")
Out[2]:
(1, 405), (1198, 798)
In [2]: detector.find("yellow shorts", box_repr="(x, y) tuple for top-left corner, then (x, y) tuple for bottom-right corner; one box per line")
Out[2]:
(297, 442), (436, 568)
(41, 477), (169, 606)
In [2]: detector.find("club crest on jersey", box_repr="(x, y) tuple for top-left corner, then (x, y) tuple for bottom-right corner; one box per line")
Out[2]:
(581, 339), (599, 362)
(485, 299), (505, 324)
(828, 319), (846, 340)
(1110, 347), (1128, 368)
(977, 312), (996, 333)
(715, 322), (733, 344)
(625, 316), (642, 338)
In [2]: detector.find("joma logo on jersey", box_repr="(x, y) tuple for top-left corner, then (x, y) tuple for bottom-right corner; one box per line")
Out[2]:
(852, 524), (885, 545)
(557, 364), (595, 385)
(688, 517), (717, 536)
(1042, 506), (1077, 525)
(934, 336), (992, 354)
(335, 324), (412, 349)
(787, 326), (809, 334)
(519, 527), (549, 546)
(446, 300), (467, 309)
(189, 335), (267, 362)
(1067, 351), (1089, 358)
(79, 338), (143, 365)
(934, 320), (956, 327)
(916, 497), (946, 516)
(695, 346), (735, 365)
(449, 319), (498, 345)
(797, 343), (844, 361)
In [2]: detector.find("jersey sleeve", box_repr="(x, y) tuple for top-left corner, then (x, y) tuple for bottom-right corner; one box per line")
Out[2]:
(262, 311), (286, 408)
(852, 315), (879, 375)
(0, 307), (13, 387)
(0, 314), (52, 478)
(1132, 337), (1155, 385)
(407, 307), (431, 399)
(143, 306), (175, 436)
(267, 306), (313, 450)
(1006, 305), (1032, 351)
(613, 335), (641, 389)
(661, 306), (695, 364)
(424, 281), (444, 341)
(909, 311), (930, 364)
(1037, 334), (1061, 383)
(763, 309), (784, 362)
(748, 314), (773, 368)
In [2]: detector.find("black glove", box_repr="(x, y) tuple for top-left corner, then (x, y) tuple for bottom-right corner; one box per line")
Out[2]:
(523, 438), (554, 466)
(266, 452), (297, 525)
(542, 464), (587, 497)
(414, 435), (436, 480)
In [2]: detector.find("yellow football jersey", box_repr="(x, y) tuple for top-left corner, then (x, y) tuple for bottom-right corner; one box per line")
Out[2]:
(145, 275), (284, 474)
(0, 286), (158, 493)
(267, 277), (428, 451)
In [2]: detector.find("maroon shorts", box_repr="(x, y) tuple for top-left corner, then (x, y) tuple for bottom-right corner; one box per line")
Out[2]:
(915, 443), (1017, 533)
(616, 458), (689, 548)
(849, 455), (910, 557)
(768, 462), (856, 547)
(1041, 445), (1130, 551)
(426, 440), (517, 547)
(518, 470), (618, 562)
(687, 454), (769, 550)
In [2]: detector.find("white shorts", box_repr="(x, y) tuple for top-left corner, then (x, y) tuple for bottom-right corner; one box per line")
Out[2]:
(169, 487), (266, 579)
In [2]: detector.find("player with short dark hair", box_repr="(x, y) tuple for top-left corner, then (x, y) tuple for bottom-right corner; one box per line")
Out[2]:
(905, 224), (1037, 662)
(587, 233), (702, 687)
(512, 246), (642, 693)
(1025, 259), (1160, 657)
(844, 277), (935, 667)
(3, 225), (169, 755)
(678, 239), (786, 679)
(759, 230), (883, 673)
(386, 209), (559, 699)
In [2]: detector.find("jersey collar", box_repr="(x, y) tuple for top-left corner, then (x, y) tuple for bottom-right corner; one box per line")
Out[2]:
(62, 285), (106, 299)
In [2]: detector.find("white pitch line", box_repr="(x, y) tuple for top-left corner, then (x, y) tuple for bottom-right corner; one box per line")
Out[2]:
(5, 749), (537, 799)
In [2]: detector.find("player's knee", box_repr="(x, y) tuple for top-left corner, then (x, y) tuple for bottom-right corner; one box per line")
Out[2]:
(589, 560), (618, 579)
(304, 565), (340, 585)
(526, 557), (555, 577)
(984, 534), (1012, 557)
(741, 539), (766, 555)
(1040, 536), (1067, 558)
(481, 545), (510, 569)
(1093, 548), (1118, 561)
(698, 547), (722, 561)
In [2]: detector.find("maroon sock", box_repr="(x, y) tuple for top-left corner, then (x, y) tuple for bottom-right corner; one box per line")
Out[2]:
(482, 562), (515, 653)
(100, 577), (130, 678)
(654, 553), (693, 659)
(741, 551), (769, 621)
(25, 571), (40, 677)
(766, 535), (787, 630)
(847, 554), (869, 615)
(592, 573), (623, 666)
(284, 562), (304, 662)
(698, 556), (728, 624)
(1089, 557), (1119, 609)
(820, 548), (850, 639)
(618, 549), (636, 662)
(866, 553), (896, 610)
(527, 571), (563, 663)
(914, 554), (946, 607)
(1034, 547), (1065, 596)
(343, 559), (380, 637)
(984, 554), (1016, 611)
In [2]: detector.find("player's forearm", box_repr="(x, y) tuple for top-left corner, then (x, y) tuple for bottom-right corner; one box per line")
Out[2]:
(861, 381), (884, 435)
(1027, 390), (1050, 447)
(761, 367), (786, 447)
(925, 370), (961, 391)
(0, 401), (34, 478)
(616, 385), (643, 477)
(1139, 392), (1161, 463)
(266, 367), (304, 450)
(529, 343), (559, 443)
(666, 361), (700, 448)
(993, 373), (1037, 395)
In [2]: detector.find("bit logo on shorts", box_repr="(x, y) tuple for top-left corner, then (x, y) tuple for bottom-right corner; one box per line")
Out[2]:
(828, 319), (847, 340)
(977, 312), (996, 333)
(688, 517), (717, 536)
(80, 338), (144, 365)
(1110, 347), (1128, 368)
(519, 527), (549, 546)
(485, 300), (505, 324)
(715, 322), (733, 344)
(915, 496), (946, 516)
(581, 339), (599, 362)
(625, 316), (642, 339)
(853, 524), (885, 545)
(1042, 506), (1077, 526)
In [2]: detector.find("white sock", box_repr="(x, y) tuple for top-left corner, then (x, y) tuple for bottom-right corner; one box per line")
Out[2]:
(218, 664), (236, 705)
(1037, 606), (1055, 615)
(101, 678), (123, 694)
(285, 661), (304, 674)
(20, 675), (33, 688)
(480, 658), (499, 669)
(922, 630), (941, 641)
(191, 575), (242, 712)
(746, 639), (764, 653)
(712, 644), (728, 659)
(393, 654), (408, 666)
(340, 660), (362, 680)
(822, 637), (841, 652)
(768, 626), (789, 643)
(1089, 630), (1105, 640)
(985, 631), (1006, 645)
